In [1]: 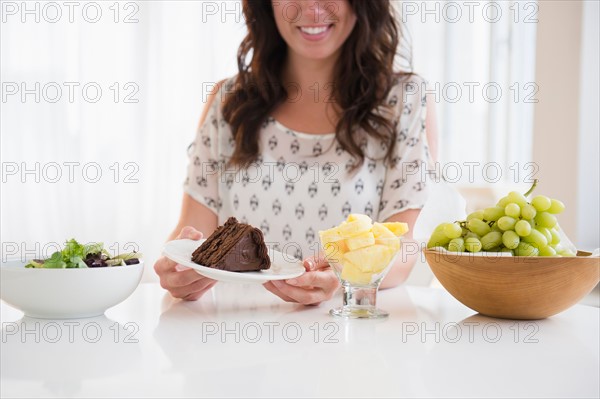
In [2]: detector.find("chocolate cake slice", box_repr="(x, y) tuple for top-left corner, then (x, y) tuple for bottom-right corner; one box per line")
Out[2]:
(191, 217), (270, 272)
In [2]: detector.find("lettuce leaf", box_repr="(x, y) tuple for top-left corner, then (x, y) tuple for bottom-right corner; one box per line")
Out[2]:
(61, 239), (89, 268)
(84, 242), (104, 257)
(25, 239), (140, 268)
(43, 252), (67, 269)
(25, 259), (45, 268)
(110, 252), (143, 261)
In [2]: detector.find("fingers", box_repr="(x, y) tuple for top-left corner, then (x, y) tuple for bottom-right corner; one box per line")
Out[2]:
(270, 280), (324, 305)
(268, 270), (340, 305)
(286, 269), (338, 288)
(164, 268), (205, 289)
(171, 279), (217, 301)
(154, 255), (176, 275)
(183, 282), (217, 301)
(155, 226), (209, 299)
(302, 254), (330, 271)
(177, 226), (203, 240)
(155, 249), (216, 301)
(263, 281), (296, 303)
(154, 256), (191, 275)
(174, 263), (190, 272)
(154, 226), (203, 276)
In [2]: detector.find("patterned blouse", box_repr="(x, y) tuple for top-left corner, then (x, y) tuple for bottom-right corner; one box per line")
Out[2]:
(184, 75), (431, 260)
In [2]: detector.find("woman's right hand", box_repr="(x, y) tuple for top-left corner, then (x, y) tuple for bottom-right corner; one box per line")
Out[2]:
(154, 226), (217, 301)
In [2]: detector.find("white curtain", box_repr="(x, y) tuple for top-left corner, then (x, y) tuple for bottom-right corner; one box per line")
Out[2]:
(1, 1), (245, 280)
(1, 1), (539, 281)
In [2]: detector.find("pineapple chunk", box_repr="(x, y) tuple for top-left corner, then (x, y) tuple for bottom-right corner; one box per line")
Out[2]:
(323, 240), (348, 262)
(371, 251), (395, 273)
(343, 245), (394, 273)
(319, 218), (372, 243)
(340, 260), (372, 285)
(375, 237), (401, 251)
(346, 231), (375, 251)
(372, 222), (396, 239)
(382, 222), (409, 237)
(336, 218), (372, 238)
(319, 228), (345, 244)
(347, 214), (372, 224)
(320, 214), (403, 281)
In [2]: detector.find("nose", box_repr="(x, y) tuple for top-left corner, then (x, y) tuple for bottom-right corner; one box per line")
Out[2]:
(298, 0), (335, 24)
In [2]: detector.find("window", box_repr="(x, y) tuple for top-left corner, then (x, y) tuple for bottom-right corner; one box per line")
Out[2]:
(399, 0), (538, 184)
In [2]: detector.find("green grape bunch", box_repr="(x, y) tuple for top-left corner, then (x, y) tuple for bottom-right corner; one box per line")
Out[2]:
(427, 180), (574, 257)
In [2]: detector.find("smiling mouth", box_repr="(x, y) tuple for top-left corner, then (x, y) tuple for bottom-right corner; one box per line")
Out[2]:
(298, 25), (333, 36)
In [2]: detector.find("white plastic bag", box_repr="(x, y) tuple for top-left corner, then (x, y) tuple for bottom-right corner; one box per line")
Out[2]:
(556, 224), (578, 254)
(413, 179), (466, 246)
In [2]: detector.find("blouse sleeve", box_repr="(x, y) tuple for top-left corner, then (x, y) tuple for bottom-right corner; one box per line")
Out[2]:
(378, 76), (432, 222)
(183, 98), (222, 215)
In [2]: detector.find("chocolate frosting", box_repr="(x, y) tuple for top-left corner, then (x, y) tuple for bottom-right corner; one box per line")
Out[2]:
(191, 217), (270, 272)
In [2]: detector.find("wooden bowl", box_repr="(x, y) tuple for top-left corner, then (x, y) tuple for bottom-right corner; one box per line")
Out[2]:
(423, 249), (600, 320)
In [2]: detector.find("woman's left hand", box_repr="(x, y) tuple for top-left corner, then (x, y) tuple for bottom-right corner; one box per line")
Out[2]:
(263, 256), (340, 305)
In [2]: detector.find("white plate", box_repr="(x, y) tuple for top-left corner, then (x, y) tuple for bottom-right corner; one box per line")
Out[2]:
(162, 239), (305, 284)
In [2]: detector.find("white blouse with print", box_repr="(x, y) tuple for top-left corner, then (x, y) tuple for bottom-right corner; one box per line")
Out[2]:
(184, 75), (431, 260)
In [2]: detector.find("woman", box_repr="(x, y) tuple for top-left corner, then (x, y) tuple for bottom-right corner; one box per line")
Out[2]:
(154, 0), (438, 304)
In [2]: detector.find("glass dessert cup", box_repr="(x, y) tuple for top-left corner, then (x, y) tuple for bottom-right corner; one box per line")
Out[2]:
(326, 253), (399, 319)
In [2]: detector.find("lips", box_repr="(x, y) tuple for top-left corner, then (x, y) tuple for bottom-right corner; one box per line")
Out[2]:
(299, 25), (330, 35)
(297, 24), (333, 41)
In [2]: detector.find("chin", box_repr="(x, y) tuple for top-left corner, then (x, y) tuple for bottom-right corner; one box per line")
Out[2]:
(299, 52), (337, 61)
(293, 45), (340, 62)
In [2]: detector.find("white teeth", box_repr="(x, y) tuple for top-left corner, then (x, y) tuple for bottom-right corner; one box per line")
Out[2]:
(300, 26), (329, 35)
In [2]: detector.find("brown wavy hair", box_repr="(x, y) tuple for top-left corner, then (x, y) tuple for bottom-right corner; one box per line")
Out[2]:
(222, 0), (412, 170)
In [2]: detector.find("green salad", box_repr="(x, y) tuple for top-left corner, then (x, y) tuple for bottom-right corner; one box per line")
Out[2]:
(25, 239), (142, 269)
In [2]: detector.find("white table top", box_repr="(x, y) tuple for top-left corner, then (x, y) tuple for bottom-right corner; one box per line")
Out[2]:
(1, 282), (598, 398)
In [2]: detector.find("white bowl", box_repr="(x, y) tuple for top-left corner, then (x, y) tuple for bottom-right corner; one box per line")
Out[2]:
(0, 259), (144, 319)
